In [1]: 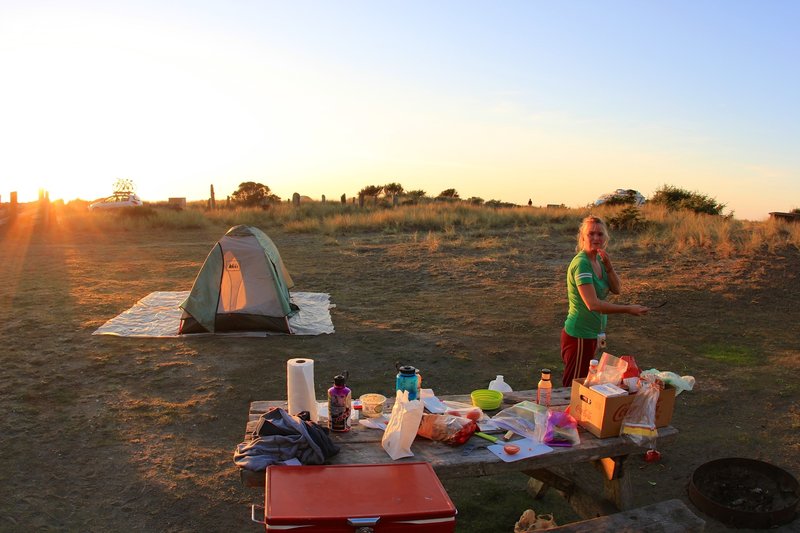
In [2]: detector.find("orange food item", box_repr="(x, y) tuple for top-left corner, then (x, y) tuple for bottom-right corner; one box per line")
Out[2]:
(503, 444), (520, 455)
(465, 409), (481, 422)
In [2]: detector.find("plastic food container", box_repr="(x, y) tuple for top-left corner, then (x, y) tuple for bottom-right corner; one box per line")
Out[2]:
(470, 389), (503, 410)
(359, 393), (387, 418)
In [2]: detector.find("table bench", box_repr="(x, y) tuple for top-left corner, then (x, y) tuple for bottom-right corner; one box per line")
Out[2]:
(547, 498), (705, 532)
(240, 388), (679, 520)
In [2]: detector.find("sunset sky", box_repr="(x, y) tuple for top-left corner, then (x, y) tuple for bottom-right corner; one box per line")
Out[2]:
(1, 1), (797, 220)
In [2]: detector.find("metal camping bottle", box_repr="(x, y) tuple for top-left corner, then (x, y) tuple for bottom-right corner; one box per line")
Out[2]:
(328, 372), (352, 432)
(395, 364), (420, 400)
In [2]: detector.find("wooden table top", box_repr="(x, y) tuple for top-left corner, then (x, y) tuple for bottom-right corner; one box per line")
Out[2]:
(241, 387), (677, 486)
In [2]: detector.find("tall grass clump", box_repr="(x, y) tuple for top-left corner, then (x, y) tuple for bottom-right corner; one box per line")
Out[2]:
(613, 205), (799, 256)
(54, 204), (212, 232)
(637, 209), (738, 254)
(205, 202), (361, 230)
(742, 218), (800, 253)
(44, 199), (800, 255)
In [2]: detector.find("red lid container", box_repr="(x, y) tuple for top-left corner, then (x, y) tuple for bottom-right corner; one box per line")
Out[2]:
(262, 462), (456, 532)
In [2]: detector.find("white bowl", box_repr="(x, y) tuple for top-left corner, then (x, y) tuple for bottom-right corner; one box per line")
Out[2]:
(359, 393), (387, 418)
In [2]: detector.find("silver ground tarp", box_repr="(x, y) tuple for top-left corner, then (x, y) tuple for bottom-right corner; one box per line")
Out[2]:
(92, 291), (335, 337)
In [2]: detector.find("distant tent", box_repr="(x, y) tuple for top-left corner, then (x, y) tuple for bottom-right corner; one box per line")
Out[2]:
(179, 225), (298, 334)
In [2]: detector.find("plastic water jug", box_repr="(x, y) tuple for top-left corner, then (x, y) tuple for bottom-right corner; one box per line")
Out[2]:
(488, 375), (513, 392)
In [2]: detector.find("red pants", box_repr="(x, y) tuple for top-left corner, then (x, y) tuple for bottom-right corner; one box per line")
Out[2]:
(560, 329), (598, 388)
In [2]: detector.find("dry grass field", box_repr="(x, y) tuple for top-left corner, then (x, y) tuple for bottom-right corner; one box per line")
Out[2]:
(1, 202), (798, 532)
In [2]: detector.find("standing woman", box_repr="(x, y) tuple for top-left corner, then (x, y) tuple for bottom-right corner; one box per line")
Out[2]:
(561, 216), (649, 387)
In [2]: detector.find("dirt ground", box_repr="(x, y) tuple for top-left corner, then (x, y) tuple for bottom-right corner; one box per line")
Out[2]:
(1, 209), (798, 532)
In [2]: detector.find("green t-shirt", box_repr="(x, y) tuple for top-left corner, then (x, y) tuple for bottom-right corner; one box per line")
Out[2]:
(564, 251), (609, 338)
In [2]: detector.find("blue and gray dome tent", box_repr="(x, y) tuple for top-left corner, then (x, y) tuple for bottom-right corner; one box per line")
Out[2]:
(179, 225), (298, 334)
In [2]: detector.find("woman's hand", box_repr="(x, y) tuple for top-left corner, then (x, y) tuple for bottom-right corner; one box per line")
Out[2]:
(597, 249), (620, 294)
(627, 304), (649, 316)
(597, 249), (614, 272)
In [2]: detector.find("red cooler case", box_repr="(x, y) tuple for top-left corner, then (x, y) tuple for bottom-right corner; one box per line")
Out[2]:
(260, 462), (457, 532)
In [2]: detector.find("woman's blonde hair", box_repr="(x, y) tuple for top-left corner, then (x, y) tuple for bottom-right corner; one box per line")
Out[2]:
(576, 215), (610, 252)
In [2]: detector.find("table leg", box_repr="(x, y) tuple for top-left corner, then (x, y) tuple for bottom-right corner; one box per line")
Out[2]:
(593, 456), (632, 511)
(523, 455), (631, 519)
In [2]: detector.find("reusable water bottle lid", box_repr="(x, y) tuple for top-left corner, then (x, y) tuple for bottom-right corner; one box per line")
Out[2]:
(397, 365), (417, 376)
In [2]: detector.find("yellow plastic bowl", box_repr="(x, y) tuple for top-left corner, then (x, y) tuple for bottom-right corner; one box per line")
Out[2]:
(471, 389), (503, 410)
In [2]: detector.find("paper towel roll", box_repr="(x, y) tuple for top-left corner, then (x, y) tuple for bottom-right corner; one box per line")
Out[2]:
(287, 358), (318, 421)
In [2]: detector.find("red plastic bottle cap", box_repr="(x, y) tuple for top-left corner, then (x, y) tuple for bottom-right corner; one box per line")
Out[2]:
(645, 449), (661, 463)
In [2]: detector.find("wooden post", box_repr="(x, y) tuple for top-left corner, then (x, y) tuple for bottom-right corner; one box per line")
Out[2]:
(10, 191), (18, 223)
(38, 189), (50, 225)
(340, 194), (346, 205)
(321, 194), (326, 203)
(292, 192), (300, 206)
(210, 184), (216, 210)
(358, 193), (364, 208)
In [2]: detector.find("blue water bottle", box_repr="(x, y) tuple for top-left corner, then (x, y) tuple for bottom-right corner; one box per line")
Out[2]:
(395, 364), (419, 400)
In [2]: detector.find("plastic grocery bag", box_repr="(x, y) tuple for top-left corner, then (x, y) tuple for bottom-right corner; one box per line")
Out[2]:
(417, 414), (478, 445)
(543, 410), (580, 447)
(641, 369), (695, 396)
(620, 373), (660, 447)
(620, 355), (640, 379)
(381, 390), (424, 460)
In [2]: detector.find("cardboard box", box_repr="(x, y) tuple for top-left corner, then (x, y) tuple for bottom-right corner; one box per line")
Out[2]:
(260, 462), (456, 532)
(569, 378), (676, 438)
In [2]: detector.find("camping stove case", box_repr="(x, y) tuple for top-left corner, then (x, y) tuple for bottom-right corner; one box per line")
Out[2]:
(253, 462), (457, 532)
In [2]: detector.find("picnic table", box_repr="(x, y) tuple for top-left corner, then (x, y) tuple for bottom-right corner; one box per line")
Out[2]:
(240, 387), (678, 520)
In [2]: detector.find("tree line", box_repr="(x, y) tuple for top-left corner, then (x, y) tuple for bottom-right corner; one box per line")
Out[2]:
(227, 181), (516, 208)
(228, 180), (727, 216)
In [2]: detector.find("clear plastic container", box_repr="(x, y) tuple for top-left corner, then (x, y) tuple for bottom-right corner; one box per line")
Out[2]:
(488, 375), (513, 392)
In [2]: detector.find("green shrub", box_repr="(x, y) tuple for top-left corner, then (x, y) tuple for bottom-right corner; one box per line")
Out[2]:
(607, 205), (647, 231)
(650, 185), (725, 215)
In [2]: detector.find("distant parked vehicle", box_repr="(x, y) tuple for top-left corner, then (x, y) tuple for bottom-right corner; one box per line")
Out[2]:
(593, 189), (646, 207)
(88, 193), (143, 211)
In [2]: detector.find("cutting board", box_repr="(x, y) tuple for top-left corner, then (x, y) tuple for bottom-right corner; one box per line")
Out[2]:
(487, 438), (553, 462)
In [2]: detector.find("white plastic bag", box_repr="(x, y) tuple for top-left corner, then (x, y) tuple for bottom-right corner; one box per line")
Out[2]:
(641, 369), (696, 396)
(381, 390), (424, 460)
